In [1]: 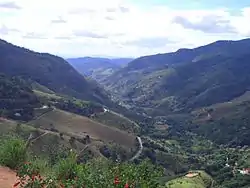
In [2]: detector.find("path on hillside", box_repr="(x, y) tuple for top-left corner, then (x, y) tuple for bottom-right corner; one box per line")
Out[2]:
(129, 136), (143, 161)
(0, 166), (18, 188)
(31, 131), (49, 143)
(28, 107), (55, 123)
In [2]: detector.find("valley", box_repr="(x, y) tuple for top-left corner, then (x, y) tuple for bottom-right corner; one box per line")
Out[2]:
(1, 38), (250, 187)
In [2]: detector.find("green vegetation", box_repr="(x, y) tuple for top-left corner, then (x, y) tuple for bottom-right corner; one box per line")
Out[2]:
(165, 171), (213, 188)
(52, 97), (104, 118)
(2, 38), (250, 188)
(1, 135), (163, 188)
(189, 97), (250, 146)
(0, 136), (27, 169)
(104, 38), (250, 147)
(0, 39), (113, 105)
(0, 74), (40, 121)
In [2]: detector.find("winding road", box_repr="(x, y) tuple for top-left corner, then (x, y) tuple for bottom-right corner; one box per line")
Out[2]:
(129, 136), (143, 161)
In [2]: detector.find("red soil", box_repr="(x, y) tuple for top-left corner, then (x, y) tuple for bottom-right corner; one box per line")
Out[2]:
(0, 166), (18, 188)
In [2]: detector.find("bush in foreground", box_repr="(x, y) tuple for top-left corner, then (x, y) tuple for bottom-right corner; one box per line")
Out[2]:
(0, 136), (164, 187)
(0, 136), (27, 169)
(14, 152), (164, 187)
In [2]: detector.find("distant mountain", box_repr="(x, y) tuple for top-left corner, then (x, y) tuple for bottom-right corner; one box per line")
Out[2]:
(0, 39), (112, 105)
(104, 38), (250, 113)
(66, 57), (133, 82)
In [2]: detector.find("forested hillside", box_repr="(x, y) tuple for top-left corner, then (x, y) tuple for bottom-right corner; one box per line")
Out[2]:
(0, 74), (40, 121)
(103, 38), (250, 146)
(0, 39), (111, 105)
(104, 38), (250, 112)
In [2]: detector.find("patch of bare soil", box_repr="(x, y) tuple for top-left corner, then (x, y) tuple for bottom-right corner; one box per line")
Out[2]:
(0, 166), (18, 188)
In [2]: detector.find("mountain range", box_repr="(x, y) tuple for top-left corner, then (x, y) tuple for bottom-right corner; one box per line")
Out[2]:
(1, 37), (250, 187)
(1, 37), (250, 147)
(103, 38), (250, 113)
(67, 57), (133, 82)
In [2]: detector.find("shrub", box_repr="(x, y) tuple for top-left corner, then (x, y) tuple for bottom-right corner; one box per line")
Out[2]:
(0, 136), (27, 169)
(15, 161), (57, 188)
(55, 151), (79, 180)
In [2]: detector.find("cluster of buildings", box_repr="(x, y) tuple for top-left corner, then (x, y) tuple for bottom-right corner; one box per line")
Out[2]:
(225, 157), (250, 175)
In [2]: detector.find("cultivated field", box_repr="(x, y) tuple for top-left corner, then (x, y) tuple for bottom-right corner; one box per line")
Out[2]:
(92, 111), (140, 133)
(28, 109), (137, 149)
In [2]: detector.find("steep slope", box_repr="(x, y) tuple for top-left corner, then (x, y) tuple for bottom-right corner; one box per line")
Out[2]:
(0, 74), (40, 121)
(67, 57), (133, 82)
(190, 91), (250, 146)
(104, 38), (250, 113)
(28, 108), (137, 149)
(0, 39), (111, 105)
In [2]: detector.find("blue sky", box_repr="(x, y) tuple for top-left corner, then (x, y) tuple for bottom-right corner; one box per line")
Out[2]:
(0, 0), (250, 57)
(132, 0), (250, 9)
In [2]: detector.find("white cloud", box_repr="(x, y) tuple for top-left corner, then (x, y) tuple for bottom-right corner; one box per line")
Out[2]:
(0, 0), (250, 57)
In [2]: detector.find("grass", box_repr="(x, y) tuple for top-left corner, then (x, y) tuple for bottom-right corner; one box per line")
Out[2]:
(33, 90), (62, 100)
(92, 111), (139, 133)
(0, 119), (89, 161)
(0, 136), (27, 169)
(31, 82), (55, 94)
(165, 171), (213, 188)
(28, 109), (137, 149)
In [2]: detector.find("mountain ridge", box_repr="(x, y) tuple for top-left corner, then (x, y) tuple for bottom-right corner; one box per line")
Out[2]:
(103, 38), (250, 112)
(0, 38), (112, 106)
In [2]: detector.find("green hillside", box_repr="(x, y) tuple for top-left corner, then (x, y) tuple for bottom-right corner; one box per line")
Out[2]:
(0, 74), (40, 121)
(0, 39), (112, 106)
(165, 171), (213, 188)
(104, 38), (250, 113)
(102, 38), (250, 146)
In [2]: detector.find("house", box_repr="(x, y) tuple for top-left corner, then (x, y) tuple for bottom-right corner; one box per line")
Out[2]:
(239, 168), (250, 175)
(14, 113), (21, 117)
(42, 105), (48, 109)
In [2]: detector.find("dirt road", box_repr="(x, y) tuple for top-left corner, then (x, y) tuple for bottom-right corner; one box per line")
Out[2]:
(0, 166), (18, 188)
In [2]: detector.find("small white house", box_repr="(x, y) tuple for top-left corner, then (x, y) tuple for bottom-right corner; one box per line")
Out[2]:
(42, 105), (48, 109)
(14, 113), (21, 117)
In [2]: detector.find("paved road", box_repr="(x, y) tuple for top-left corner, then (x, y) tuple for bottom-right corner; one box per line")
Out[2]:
(130, 136), (143, 161)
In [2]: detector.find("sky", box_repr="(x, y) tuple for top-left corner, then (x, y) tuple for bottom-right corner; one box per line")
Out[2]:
(0, 0), (250, 58)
